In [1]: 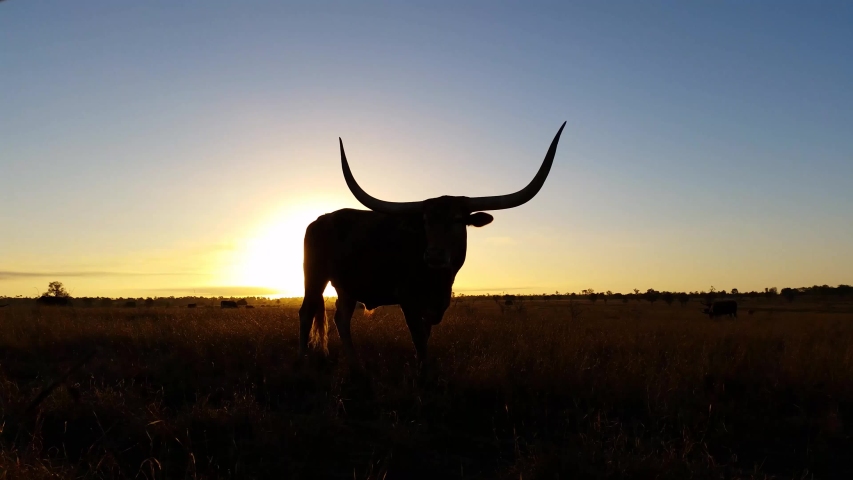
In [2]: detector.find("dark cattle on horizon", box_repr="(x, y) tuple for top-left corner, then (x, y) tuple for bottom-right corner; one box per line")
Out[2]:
(36, 296), (71, 307)
(220, 301), (238, 309)
(702, 299), (738, 319)
(299, 122), (566, 363)
(187, 303), (197, 308)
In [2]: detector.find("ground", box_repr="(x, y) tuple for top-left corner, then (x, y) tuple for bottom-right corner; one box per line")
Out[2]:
(1, 298), (852, 479)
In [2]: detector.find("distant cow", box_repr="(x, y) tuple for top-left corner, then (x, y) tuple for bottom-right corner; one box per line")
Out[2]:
(221, 301), (238, 309)
(124, 301), (137, 308)
(245, 305), (255, 309)
(37, 296), (71, 306)
(701, 300), (738, 319)
(187, 303), (197, 308)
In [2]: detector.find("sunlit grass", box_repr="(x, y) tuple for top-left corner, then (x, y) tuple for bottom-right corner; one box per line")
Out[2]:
(1, 299), (852, 478)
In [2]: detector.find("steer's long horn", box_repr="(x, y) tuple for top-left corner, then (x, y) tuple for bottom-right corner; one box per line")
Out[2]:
(466, 121), (566, 212)
(340, 138), (424, 214)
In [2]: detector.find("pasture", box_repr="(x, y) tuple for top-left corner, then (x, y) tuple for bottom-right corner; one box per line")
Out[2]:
(2, 299), (852, 479)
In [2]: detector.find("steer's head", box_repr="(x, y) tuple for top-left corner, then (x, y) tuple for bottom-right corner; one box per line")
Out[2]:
(338, 122), (566, 270)
(418, 196), (493, 269)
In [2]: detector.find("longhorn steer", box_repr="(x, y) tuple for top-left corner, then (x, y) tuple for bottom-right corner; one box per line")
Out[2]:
(299, 122), (566, 363)
(220, 300), (238, 309)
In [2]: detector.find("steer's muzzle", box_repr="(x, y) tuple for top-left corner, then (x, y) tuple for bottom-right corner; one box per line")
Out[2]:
(423, 248), (451, 269)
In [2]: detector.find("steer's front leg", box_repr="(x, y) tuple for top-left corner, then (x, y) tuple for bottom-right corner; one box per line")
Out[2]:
(401, 305), (432, 366)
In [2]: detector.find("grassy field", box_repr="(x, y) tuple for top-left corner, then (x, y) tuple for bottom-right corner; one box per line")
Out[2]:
(2, 299), (852, 479)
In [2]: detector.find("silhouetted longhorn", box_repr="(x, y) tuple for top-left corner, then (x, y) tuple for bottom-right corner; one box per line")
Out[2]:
(220, 300), (238, 309)
(299, 122), (566, 363)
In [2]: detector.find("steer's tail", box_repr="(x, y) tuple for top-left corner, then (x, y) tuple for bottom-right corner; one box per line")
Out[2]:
(308, 300), (328, 354)
(301, 216), (330, 355)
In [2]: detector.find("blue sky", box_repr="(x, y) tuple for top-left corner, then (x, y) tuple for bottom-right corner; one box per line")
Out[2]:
(1, 1), (852, 297)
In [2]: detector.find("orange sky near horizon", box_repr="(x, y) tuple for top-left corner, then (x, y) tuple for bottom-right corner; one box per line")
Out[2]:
(3, 192), (850, 299)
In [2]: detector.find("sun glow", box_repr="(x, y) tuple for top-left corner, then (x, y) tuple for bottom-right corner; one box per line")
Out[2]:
(231, 202), (340, 298)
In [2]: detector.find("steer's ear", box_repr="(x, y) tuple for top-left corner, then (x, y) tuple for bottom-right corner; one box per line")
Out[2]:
(467, 212), (493, 227)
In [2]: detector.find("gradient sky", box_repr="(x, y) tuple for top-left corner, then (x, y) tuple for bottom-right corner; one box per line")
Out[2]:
(2, 1), (852, 298)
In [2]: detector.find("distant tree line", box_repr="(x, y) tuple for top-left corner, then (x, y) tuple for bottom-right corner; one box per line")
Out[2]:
(1, 282), (304, 308)
(3, 281), (851, 308)
(461, 284), (852, 306)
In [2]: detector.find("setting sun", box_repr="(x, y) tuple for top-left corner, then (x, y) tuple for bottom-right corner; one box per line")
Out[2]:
(229, 202), (341, 298)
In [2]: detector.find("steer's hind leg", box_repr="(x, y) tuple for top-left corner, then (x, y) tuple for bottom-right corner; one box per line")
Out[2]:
(298, 276), (327, 358)
(333, 296), (358, 363)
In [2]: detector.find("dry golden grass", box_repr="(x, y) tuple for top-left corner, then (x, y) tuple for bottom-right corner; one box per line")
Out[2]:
(1, 299), (852, 479)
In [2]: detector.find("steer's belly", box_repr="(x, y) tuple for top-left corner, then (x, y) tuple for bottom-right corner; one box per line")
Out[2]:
(329, 275), (400, 309)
